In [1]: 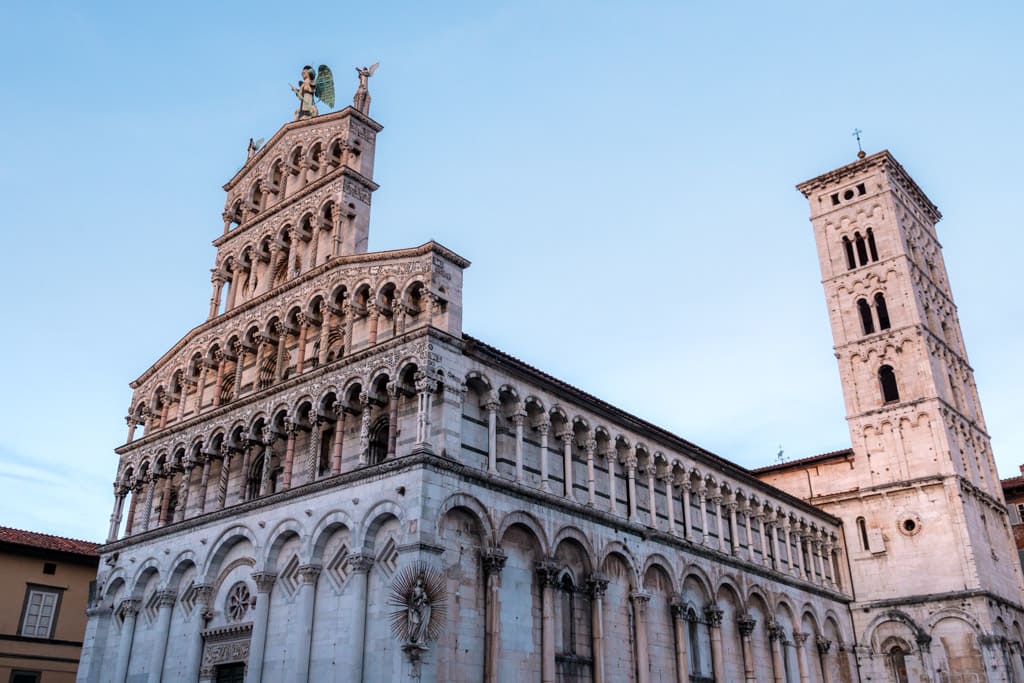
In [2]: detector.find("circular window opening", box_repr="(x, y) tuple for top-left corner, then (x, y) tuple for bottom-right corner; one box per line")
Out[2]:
(843, 189), (855, 200)
(898, 514), (922, 536)
(902, 519), (916, 533)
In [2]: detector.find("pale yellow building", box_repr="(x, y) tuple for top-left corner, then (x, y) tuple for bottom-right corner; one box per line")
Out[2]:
(0, 527), (99, 683)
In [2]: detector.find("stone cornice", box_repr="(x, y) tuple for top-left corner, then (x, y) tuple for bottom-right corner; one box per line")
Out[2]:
(222, 107), (383, 192)
(796, 150), (941, 224)
(99, 449), (849, 602)
(462, 335), (842, 526)
(851, 587), (1022, 614)
(128, 242), (470, 389)
(213, 164), (379, 249)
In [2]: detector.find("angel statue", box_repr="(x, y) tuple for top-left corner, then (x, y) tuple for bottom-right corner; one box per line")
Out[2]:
(290, 65), (335, 121)
(353, 62), (379, 114)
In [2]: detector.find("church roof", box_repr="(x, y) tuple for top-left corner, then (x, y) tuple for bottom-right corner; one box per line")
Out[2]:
(748, 448), (855, 476)
(0, 526), (100, 558)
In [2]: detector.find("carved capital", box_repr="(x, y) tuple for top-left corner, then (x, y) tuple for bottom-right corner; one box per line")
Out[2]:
(584, 438), (597, 454)
(155, 590), (177, 608)
(481, 548), (507, 576)
(251, 572), (277, 593)
(792, 631), (809, 646)
(535, 420), (551, 436)
(630, 591), (651, 611)
(118, 598), (140, 617)
(738, 615), (756, 636)
(587, 572), (609, 599)
(767, 620), (787, 642)
(349, 554), (375, 574)
(703, 605), (724, 628)
(535, 558), (560, 587)
(816, 635), (832, 654)
(298, 564), (323, 584)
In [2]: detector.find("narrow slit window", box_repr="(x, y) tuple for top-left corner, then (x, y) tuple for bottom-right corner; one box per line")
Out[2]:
(874, 293), (890, 330)
(855, 232), (869, 266)
(842, 237), (856, 270)
(857, 517), (869, 550)
(857, 299), (875, 334)
(867, 228), (879, 261)
(879, 365), (900, 403)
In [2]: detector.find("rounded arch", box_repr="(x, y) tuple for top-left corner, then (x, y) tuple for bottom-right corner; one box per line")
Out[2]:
(166, 551), (198, 590)
(641, 553), (677, 593)
(202, 525), (259, 580)
(262, 518), (306, 569)
(130, 558), (162, 599)
(679, 563), (714, 602)
(497, 510), (549, 555)
(597, 542), (640, 589)
(436, 493), (496, 546)
(307, 510), (357, 563)
(357, 499), (407, 554)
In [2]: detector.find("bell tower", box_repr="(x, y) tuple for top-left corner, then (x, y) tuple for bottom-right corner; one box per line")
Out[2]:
(758, 150), (1024, 681)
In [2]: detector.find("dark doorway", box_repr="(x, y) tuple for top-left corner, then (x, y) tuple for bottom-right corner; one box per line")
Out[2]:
(215, 662), (246, 683)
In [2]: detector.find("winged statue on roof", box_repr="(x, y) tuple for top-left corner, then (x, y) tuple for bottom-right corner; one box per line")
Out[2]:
(291, 64), (335, 121)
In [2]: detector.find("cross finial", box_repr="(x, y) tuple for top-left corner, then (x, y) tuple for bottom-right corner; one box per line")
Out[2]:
(852, 128), (865, 159)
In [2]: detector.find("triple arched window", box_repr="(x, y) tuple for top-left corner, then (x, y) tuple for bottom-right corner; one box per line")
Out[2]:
(842, 228), (879, 270)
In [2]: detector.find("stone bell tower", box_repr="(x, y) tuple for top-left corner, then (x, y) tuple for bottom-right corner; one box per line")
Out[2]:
(762, 150), (1024, 681)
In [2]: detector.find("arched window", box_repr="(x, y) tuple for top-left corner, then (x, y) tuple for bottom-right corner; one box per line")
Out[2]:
(687, 608), (702, 674)
(854, 232), (869, 266)
(368, 417), (389, 464)
(857, 299), (875, 334)
(887, 645), (909, 683)
(867, 228), (879, 261)
(842, 236), (856, 270)
(879, 365), (900, 403)
(558, 574), (576, 655)
(874, 293), (891, 330)
(857, 517), (869, 551)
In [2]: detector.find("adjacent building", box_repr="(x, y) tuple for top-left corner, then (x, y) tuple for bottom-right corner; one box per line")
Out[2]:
(77, 74), (1024, 683)
(0, 527), (99, 683)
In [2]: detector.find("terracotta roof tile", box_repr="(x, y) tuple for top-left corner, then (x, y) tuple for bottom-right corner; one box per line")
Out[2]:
(749, 448), (855, 475)
(0, 526), (100, 557)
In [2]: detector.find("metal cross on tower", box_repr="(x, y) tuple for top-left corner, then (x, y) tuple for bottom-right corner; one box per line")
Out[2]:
(852, 128), (865, 159)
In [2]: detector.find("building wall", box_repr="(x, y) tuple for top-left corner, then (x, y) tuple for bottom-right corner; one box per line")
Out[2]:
(0, 548), (97, 683)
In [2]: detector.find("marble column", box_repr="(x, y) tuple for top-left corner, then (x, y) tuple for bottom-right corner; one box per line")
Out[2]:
(770, 518), (782, 571)
(482, 549), (507, 683)
(195, 364), (209, 412)
(560, 432), (574, 499)
(585, 438), (597, 505)
(817, 636), (834, 683)
(80, 605), (112, 683)
(216, 449), (231, 510)
(175, 464), (193, 523)
(793, 632), (810, 683)
(768, 621), (787, 683)
(281, 420), (297, 490)
(125, 484), (141, 536)
(197, 454), (211, 511)
(646, 466), (658, 528)
(245, 572), (277, 683)
(728, 501), (740, 556)
(606, 449), (618, 515)
(513, 412), (525, 483)
(625, 456), (638, 522)
(738, 615), (757, 683)
(588, 574), (609, 683)
(349, 555), (375, 683)
(697, 487), (708, 545)
(293, 565), (322, 682)
(538, 421), (551, 492)
(317, 303), (332, 366)
(705, 605), (725, 683)
(757, 513), (769, 567)
(208, 276), (224, 319)
(386, 382), (400, 458)
(330, 408), (345, 475)
(414, 373), (435, 449)
(367, 302), (380, 345)
(232, 341), (246, 399)
(294, 316), (309, 373)
(485, 396), (500, 475)
(307, 418), (323, 482)
(141, 475), (157, 532)
(183, 585), (212, 683)
(536, 559), (559, 683)
(681, 480), (693, 540)
(273, 321), (288, 381)
(211, 354), (225, 407)
(113, 599), (139, 683)
(258, 440), (274, 498)
(148, 590), (176, 682)
(712, 496), (725, 551)
(632, 591), (652, 683)
(358, 391), (371, 464)
(107, 486), (126, 542)
(670, 601), (690, 683)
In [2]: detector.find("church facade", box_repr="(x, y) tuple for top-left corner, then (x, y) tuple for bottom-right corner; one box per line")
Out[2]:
(77, 78), (1023, 683)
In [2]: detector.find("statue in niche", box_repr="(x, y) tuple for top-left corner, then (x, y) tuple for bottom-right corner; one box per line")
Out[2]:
(290, 65), (335, 121)
(388, 561), (447, 675)
(353, 62), (379, 114)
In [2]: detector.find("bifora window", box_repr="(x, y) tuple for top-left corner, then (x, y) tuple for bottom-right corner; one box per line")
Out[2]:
(19, 586), (62, 639)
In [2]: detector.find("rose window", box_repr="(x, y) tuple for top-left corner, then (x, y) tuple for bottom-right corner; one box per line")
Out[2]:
(225, 583), (252, 623)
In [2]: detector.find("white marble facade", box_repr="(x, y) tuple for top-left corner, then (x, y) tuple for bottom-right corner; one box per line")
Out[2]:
(78, 103), (1022, 683)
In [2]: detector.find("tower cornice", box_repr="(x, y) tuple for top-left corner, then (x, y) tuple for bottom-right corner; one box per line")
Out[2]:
(796, 150), (942, 224)
(222, 106), (383, 192)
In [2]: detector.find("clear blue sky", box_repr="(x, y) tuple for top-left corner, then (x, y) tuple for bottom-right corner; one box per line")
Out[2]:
(1, 1), (1022, 541)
